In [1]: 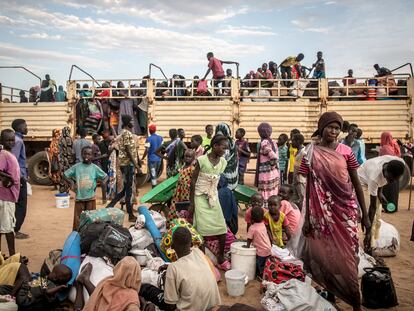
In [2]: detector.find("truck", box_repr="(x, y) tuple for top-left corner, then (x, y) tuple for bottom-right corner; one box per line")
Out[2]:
(1, 73), (413, 188)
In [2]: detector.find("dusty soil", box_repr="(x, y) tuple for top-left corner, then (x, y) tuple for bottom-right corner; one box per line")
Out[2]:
(6, 172), (414, 310)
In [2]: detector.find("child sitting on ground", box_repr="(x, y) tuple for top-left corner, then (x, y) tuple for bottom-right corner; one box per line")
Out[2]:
(244, 206), (272, 277)
(245, 192), (265, 231)
(264, 195), (292, 248)
(64, 146), (108, 230)
(235, 128), (251, 185)
(191, 135), (204, 160)
(278, 185), (301, 234)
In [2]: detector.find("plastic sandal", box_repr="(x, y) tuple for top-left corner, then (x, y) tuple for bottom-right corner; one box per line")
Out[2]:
(217, 260), (231, 271)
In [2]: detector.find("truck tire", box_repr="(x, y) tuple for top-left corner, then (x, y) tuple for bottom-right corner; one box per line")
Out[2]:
(399, 162), (411, 191)
(28, 151), (52, 186)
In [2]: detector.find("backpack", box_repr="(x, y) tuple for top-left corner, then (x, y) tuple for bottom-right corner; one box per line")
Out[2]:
(89, 224), (132, 265)
(80, 221), (109, 254)
(40, 249), (62, 277)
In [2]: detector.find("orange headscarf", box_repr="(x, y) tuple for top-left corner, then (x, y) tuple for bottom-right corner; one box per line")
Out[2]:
(379, 132), (401, 157)
(83, 256), (141, 311)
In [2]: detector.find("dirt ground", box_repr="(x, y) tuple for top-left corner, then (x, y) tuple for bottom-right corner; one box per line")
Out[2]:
(5, 172), (414, 310)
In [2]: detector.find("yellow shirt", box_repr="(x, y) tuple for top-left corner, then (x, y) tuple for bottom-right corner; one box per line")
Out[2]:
(264, 211), (287, 247)
(289, 146), (298, 173)
(281, 56), (299, 67)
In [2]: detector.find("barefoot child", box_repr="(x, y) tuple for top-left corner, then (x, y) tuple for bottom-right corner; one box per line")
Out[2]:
(244, 206), (272, 277)
(64, 146), (108, 230)
(235, 128), (251, 185)
(264, 196), (292, 247)
(190, 134), (230, 270)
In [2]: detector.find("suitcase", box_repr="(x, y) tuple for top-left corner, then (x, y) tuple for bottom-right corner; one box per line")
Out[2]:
(79, 207), (124, 232)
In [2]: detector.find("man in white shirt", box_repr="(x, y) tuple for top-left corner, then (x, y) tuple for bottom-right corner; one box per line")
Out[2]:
(357, 156), (405, 248)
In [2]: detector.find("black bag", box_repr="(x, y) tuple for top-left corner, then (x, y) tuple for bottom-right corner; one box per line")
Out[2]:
(80, 221), (109, 254)
(362, 267), (398, 309)
(89, 224), (132, 265)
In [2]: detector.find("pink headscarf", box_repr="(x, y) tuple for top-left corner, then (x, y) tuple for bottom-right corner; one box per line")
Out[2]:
(379, 132), (401, 157)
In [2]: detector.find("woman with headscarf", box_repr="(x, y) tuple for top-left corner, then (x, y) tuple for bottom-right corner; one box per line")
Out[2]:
(58, 127), (75, 194)
(255, 122), (279, 205)
(379, 131), (402, 211)
(298, 112), (370, 311)
(47, 129), (61, 188)
(215, 123), (238, 190)
(80, 256), (141, 311)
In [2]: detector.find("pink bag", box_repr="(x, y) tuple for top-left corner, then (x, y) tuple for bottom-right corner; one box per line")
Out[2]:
(197, 80), (208, 94)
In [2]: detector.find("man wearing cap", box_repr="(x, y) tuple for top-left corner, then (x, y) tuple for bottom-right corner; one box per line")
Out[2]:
(142, 124), (163, 188)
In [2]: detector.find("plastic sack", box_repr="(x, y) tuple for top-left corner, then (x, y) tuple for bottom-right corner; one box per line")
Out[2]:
(250, 90), (271, 102)
(68, 256), (113, 303)
(197, 80), (208, 94)
(262, 279), (335, 311)
(148, 210), (166, 233)
(373, 220), (400, 257)
(358, 247), (376, 278)
(26, 183), (32, 196)
(289, 81), (308, 98)
(129, 227), (154, 250)
(129, 249), (153, 266)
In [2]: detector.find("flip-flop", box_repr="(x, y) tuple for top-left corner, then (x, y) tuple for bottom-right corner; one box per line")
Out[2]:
(217, 260), (231, 271)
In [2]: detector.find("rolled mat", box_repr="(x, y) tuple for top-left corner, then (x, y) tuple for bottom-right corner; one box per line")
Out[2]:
(138, 206), (169, 262)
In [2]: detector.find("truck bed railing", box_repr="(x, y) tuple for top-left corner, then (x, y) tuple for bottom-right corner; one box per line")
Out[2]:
(240, 78), (320, 99)
(74, 79), (147, 99)
(153, 78), (232, 100)
(327, 76), (409, 99)
(0, 84), (30, 102)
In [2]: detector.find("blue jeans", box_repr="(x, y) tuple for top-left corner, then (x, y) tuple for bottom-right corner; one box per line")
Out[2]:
(106, 165), (134, 215)
(148, 161), (161, 187)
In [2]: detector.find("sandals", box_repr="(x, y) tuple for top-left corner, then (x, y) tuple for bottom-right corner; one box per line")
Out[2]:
(217, 260), (231, 271)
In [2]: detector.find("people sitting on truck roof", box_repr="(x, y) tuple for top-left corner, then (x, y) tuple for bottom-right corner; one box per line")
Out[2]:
(280, 53), (304, 86)
(374, 64), (392, 77)
(39, 79), (54, 102)
(312, 51), (326, 79)
(223, 69), (233, 96)
(28, 87), (37, 102)
(343, 69), (357, 86)
(45, 74), (57, 93)
(268, 61), (280, 78)
(79, 83), (92, 98)
(19, 90), (28, 103)
(54, 85), (66, 102)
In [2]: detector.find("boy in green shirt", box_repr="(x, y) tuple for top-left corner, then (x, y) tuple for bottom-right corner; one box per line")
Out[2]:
(64, 146), (107, 230)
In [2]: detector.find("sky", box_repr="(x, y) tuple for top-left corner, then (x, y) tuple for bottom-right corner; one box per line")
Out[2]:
(0, 0), (413, 90)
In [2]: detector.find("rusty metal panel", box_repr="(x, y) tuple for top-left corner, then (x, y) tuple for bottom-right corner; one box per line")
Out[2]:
(238, 100), (321, 142)
(151, 100), (234, 139)
(0, 102), (71, 141)
(326, 100), (410, 143)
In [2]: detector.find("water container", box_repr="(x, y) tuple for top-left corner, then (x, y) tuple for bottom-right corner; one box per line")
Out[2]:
(225, 269), (248, 296)
(55, 193), (70, 208)
(230, 241), (256, 281)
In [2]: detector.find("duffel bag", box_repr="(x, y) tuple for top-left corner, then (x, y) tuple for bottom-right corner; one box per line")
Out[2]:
(79, 208), (124, 232)
(89, 224), (132, 265)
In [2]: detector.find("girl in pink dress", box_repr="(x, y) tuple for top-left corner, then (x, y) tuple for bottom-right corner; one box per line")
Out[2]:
(255, 123), (280, 206)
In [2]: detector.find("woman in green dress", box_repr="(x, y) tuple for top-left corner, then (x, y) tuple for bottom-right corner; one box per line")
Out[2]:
(189, 134), (230, 270)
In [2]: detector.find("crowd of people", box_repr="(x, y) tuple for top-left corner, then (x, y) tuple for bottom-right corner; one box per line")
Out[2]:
(0, 107), (411, 310)
(2, 51), (403, 107)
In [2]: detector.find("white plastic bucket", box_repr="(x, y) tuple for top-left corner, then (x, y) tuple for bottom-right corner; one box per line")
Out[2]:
(55, 193), (70, 209)
(225, 269), (248, 296)
(230, 241), (256, 281)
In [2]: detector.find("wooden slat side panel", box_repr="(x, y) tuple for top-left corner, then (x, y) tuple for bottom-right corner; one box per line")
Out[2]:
(327, 100), (411, 143)
(0, 102), (71, 141)
(239, 101), (321, 142)
(151, 100), (234, 139)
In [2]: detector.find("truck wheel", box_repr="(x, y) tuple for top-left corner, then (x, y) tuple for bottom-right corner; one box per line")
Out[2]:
(28, 151), (52, 186)
(399, 163), (411, 191)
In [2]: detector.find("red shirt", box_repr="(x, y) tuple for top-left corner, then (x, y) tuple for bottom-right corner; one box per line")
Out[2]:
(208, 57), (225, 79)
